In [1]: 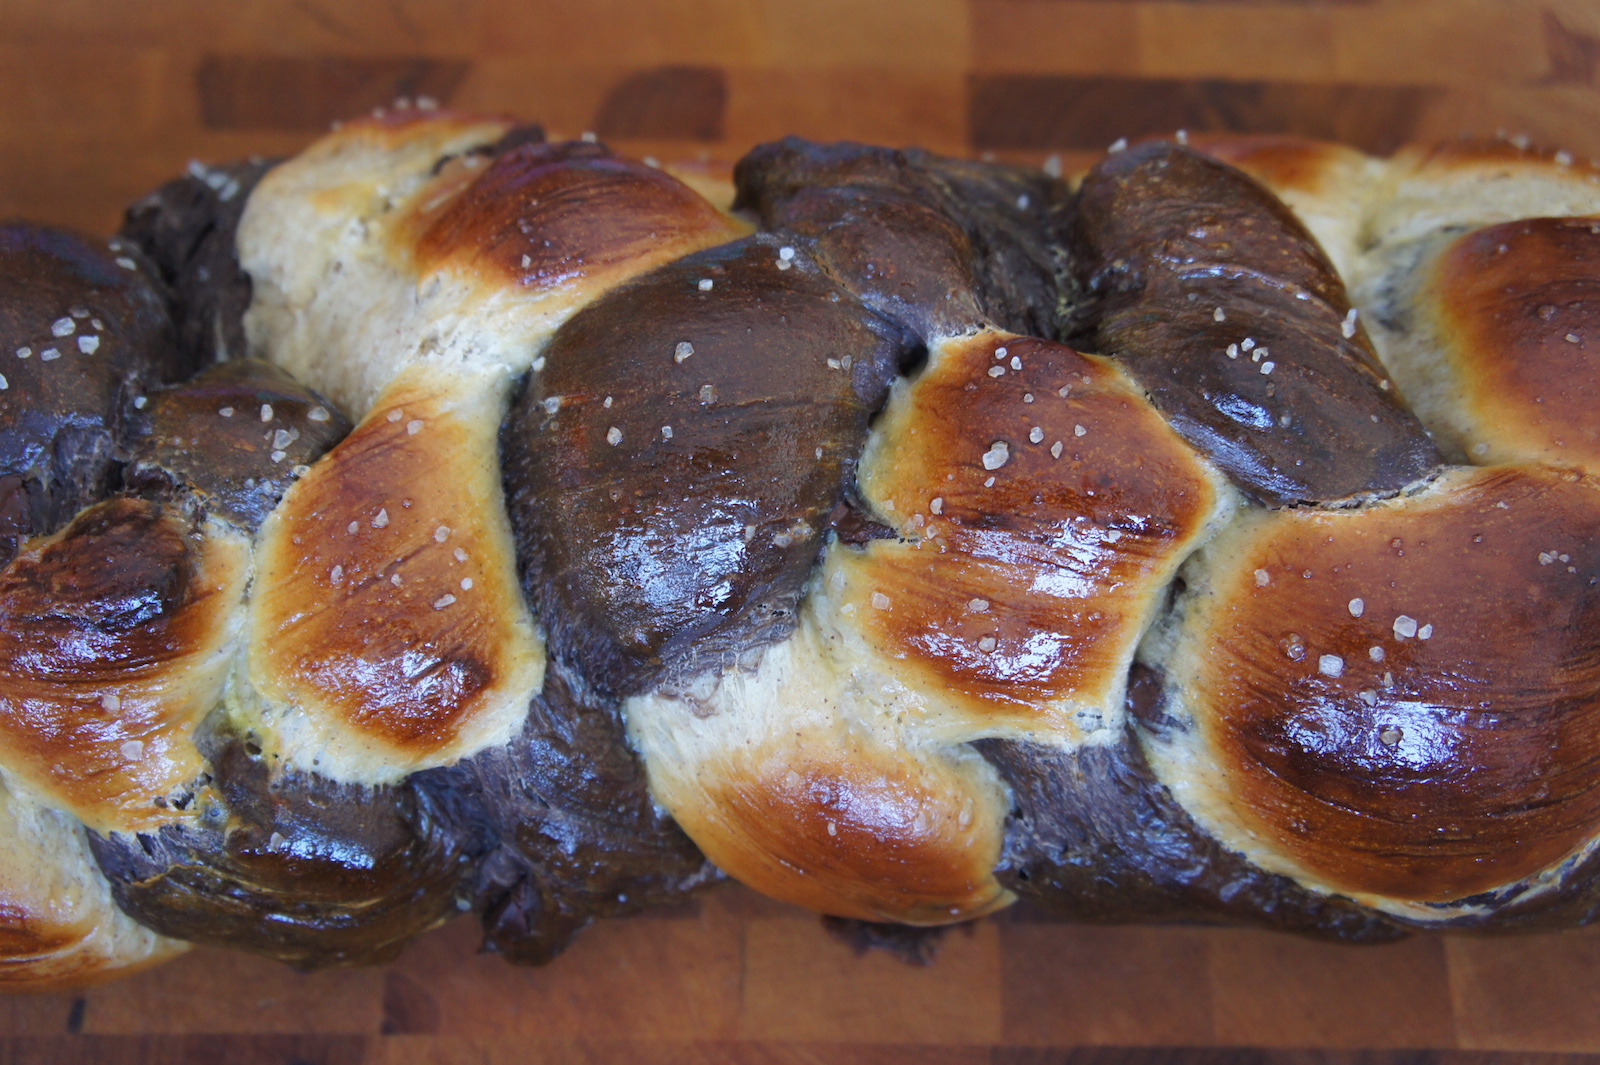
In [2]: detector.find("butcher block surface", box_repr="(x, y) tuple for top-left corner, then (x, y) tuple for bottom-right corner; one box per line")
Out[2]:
(4, 0), (1600, 1061)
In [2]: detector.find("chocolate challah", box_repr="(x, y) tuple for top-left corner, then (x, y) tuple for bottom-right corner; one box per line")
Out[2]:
(3, 105), (1600, 989)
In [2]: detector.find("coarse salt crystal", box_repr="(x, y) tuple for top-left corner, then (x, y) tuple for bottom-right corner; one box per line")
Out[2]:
(78, 335), (99, 354)
(454, 548), (468, 562)
(981, 441), (1010, 470)
(1050, 441), (1063, 458)
(51, 317), (75, 337)
(433, 594), (457, 610)
(373, 508), (389, 528)
(978, 636), (997, 652)
(1213, 307), (1226, 322)
(40, 348), (59, 361)
(930, 497), (943, 514)
(968, 598), (989, 612)
(461, 578), (473, 590)
(871, 591), (891, 610)
(387, 409), (402, 422)
(435, 525), (451, 542)
(407, 419), (424, 435)
(988, 366), (1006, 377)
(1318, 654), (1344, 677)
(1349, 597), (1364, 617)
(1255, 569), (1270, 586)
(1393, 615), (1419, 639)
(308, 406), (329, 422)
(606, 426), (623, 446)
(1342, 308), (1359, 338)
(261, 404), (273, 422)
(101, 693), (121, 712)
(698, 279), (713, 291)
(1074, 424), (1087, 436)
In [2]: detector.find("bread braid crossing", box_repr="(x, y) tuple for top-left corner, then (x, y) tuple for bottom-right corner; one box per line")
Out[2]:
(1, 111), (1599, 987)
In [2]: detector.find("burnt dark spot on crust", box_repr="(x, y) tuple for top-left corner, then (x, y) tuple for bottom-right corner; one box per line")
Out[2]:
(1070, 140), (1441, 506)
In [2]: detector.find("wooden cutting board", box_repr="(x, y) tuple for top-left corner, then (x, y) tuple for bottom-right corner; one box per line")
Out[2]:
(7, 882), (1600, 1062)
(3, 1), (1600, 1061)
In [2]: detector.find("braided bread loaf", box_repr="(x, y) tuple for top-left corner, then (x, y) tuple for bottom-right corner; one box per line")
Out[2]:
(3, 106), (1600, 989)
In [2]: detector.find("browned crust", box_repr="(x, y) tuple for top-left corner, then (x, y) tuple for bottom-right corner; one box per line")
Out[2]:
(665, 729), (1010, 924)
(336, 106), (514, 149)
(407, 140), (747, 292)
(250, 370), (538, 765)
(0, 498), (245, 833)
(1395, 137), (1600, 177)
(1177, 465), (1600, 902)
(1186, 134), (1372, 199)
(853, 333), (1224, 734)
(1430, 216), (1600, 470)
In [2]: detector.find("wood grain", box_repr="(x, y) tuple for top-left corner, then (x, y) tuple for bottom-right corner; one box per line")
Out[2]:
(2, 1), (1600, 1061)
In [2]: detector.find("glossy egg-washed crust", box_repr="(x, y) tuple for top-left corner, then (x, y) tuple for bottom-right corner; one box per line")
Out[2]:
(1423, 217), (1600, 468)
(1153, 465), (1600, 905)
(4, 112), (1600, 987)
(1069, 141), (1442, 506)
